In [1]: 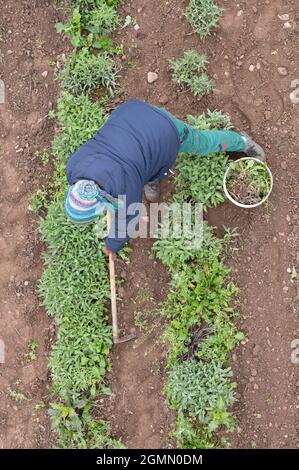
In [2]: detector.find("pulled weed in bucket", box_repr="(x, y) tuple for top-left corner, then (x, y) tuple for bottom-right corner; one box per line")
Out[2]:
(226, 159), (271, 206)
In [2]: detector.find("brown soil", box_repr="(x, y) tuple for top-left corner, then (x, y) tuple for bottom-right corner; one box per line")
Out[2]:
(0, 0), (66, 448)
(1, 0), (298, 450)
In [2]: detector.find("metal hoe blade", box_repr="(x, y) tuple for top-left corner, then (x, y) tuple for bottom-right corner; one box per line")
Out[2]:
(114, 328), (137, 344)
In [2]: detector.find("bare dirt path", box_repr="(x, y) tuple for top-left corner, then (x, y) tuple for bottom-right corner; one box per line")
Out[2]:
(0, 0), (65, 448)
(107, 0), (299, 448)
(211, 0), (299, 449)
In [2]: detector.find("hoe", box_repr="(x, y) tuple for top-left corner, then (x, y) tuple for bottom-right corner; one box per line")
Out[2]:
(107, 211), (136, 344)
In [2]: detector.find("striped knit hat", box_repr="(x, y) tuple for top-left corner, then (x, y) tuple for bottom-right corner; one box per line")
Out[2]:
(65, 179), (119, 224)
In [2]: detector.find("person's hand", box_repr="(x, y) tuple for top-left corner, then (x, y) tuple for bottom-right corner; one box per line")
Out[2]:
(104, 244), (116, 260)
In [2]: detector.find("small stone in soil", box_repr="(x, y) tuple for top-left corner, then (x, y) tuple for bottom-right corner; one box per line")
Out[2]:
(278, 14), (290, 21)
(277, 67), (288, 76)
(147, 72), (158, 84)
(253, 344), (261, 355)
(264, 110), (272, 120)
(159, 95), (168, 105)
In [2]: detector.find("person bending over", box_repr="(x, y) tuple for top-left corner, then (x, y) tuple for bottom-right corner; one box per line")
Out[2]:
(65, 99), (265, 253)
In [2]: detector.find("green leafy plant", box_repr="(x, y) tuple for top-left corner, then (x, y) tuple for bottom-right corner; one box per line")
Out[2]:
(49, 401), (124, 449)
(59, 47), (117, 95)
(166, 360), (236, 434)
(154, 219), (239, 369)
(56, 3), (120, 50)
(56, 8), (84, 48)
(186, 0), (222, 40)
(175, 153), (229, 209)
(31, 189), (48, 213)
(172, 412), (217, 449)
(7, 388), (29, 402)
(85, 4), (120, 38)
(169, 51), (214, 97)
(71, 0), (119, 8)
(51, 91), (107, 166)
(187, 109), (233, 131)
(25, 341), (39, 362)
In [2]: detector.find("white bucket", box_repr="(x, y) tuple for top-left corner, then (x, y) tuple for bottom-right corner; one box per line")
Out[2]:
(223, 157), (273, 209)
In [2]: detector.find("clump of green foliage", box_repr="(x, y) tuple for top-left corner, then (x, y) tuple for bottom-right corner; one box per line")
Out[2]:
(7, 388), (29, 402)
(31, 188), (48, 212)
(51, 91), (107, 175)
(153, 222), (241, 446)
(56, 3), (120, 50)
(166, 360), (236, 433)
(172, 412), (217, 449)
(59, 47), (116, 95)
(25, 340), (39, 362)
(49, 401), (124, 449)
(186, 0), (222, 40)
(39, 202), (111, 402)
(71, 0), (119, 8)
(169, 51), (214, 98)
(175, 110), (233, 209)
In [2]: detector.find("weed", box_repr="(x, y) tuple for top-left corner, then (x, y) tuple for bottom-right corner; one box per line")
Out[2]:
(134, 311), (147, 330)
(36, 38), (45, 49)
(56, 8), (84, 49)
(169, 51), (214, 98)
(25, 340), (38, 362)
(58, 47), (117, 96)
(187, 109), (233, 131)
(265, 396), (273, 405)
(85, 4), (120, 40)
(111, 43), (124, 57)
(116, 244), (132, 262)
(31, 189), (48, 213)
(186, 0), (222, 40)
(33, 402), (46, 410)
(71, 0), (119, 8)
(56, 4), (119, 50)
(7, 388), (29, 402)
(49, 59), (57, 67)
(172, 412), (217, 449)
(35, 150), (50, 165)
